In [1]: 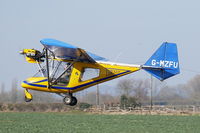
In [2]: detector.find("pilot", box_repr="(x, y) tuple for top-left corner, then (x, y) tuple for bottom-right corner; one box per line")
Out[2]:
(59, 63), (72, 84)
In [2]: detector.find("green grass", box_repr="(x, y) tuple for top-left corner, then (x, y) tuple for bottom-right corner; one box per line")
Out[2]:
(0, 112), (200, 133)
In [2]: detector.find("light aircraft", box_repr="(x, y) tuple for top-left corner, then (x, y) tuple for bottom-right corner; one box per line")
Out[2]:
(20, 39), (180, 106)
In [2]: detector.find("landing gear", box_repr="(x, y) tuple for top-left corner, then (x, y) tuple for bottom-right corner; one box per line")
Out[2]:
(24, 96), (32, 102)
(24, 89), (32, 102)
(63, 94), (78, 106)
(70, 96), (77, 106)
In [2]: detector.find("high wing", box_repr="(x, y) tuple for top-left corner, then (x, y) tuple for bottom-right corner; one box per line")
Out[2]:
(40, 38), (107, 63)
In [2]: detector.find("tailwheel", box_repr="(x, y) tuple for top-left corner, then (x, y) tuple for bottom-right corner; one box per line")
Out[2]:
(63, 94), (77, 106)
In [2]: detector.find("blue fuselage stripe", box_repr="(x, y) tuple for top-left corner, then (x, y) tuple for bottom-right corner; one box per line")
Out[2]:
(23, 70), (131, 90)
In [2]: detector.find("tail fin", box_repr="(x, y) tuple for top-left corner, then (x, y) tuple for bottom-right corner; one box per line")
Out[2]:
(142, 42), (180, 81)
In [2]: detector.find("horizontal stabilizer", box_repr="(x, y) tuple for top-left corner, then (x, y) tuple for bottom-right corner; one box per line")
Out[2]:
(142, 42), (180, 81)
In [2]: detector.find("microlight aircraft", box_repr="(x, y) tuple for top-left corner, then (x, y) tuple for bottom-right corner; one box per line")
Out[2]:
(20, 39), (180, 106)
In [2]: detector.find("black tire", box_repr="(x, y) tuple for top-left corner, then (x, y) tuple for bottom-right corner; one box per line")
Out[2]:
(24, 96), (32, 102)
(70, 96), (77, 106)
(63, 95), (72, 105)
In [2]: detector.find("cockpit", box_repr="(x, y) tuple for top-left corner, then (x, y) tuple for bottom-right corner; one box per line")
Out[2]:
(20, 39), (107, 88)
(33, 60), (73, 86)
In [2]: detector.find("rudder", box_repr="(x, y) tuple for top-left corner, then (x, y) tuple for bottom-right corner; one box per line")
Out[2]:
(142, 42), (180, 81)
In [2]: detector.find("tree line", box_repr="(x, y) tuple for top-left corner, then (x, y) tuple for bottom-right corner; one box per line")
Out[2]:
(1, 75), (200, 107)
(116, 75), (200, 107)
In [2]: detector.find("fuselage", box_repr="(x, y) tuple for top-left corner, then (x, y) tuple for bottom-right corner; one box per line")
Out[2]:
(21, 61), (141, 93)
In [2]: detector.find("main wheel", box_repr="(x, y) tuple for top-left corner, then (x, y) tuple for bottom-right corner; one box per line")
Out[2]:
(63, 95), (72, 105)
(70, 96), (77, 106)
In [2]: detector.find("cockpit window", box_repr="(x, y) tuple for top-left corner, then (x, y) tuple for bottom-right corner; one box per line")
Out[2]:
(33, 60), (73, 86)
(50, 61), (73, 85)
(54, 63), (73, 85)
(81, 68), (100, 81)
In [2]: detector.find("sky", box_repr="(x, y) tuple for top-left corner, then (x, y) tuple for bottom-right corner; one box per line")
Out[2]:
(0, 0), (200, 90)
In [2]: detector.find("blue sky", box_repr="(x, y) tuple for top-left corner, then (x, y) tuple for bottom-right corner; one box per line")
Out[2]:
(0, 0), (200, 89)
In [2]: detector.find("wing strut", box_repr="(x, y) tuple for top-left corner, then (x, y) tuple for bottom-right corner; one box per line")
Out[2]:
(45, 48), (50, 89)
(36, 61), (45, 77)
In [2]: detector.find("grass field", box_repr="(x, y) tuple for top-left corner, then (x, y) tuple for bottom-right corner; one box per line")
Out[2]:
(0, 112), (200, 133)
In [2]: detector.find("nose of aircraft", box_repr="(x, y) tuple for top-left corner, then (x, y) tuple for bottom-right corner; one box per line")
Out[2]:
(21, 77), (48, 90)
(21, 80), (29, 89)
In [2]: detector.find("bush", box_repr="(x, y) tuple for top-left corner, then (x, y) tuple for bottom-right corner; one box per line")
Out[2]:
(7, 104), (14, 111)
(120, 95), (141, 109)
(79, 103), (92, 110)
(0, 103), (3, 111)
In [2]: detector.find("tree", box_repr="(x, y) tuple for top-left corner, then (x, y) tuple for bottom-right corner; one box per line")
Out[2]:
(0, 83), (6, 102)
(120, 94), (128, 108)
(185, 75), (200, 104)
(132, 79), (149, 103)
(10, 79), (18, 103)
(117, 79), (133, 97)
(155, 85), (184, 105)
(117, 78), (148, 107)
(100, 93), (117, 105)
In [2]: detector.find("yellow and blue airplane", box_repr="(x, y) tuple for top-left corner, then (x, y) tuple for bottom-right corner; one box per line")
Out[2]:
(20, 39), (180, 106)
